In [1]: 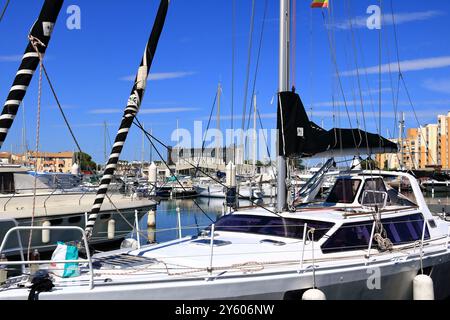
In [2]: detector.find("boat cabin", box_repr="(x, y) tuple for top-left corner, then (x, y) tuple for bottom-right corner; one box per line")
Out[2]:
(0, 166), (82, 195)
(211, 171), (437, 256)
(312, 173), (417, 209)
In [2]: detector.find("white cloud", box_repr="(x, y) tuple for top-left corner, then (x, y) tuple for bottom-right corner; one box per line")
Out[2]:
(342, 56), (450, 76)
(308, 110), (432, 119)
(0, 55), (22, 62)
(90, 107), (198, 115)
(89, 109), (122, 115)
(51, 122), (119, 128)
(423, 78), (450, 94)
(140, 107), (199, 114)
(331, 10), (444, 30)
(120, 71), (196, 82)
(313, 99), (450, 108)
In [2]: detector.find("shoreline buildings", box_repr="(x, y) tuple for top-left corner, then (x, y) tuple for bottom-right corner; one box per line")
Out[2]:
(0, 151), (75, 173)
(377, 112), (450, 172)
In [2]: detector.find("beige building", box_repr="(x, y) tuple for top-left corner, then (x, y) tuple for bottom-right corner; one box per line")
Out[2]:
(378, 112), (450, 171)
(13, 151), (75, 173)
(0, 152), (12, 164)
(377, 128), (420, 170)
(438, 112), (450, 169)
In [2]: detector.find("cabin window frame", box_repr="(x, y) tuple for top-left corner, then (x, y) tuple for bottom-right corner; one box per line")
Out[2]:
(325, 178), (362, 204)
(321, 213), (430, 254)
(357, 177), (388, 205)
(213, 214), (335, 241)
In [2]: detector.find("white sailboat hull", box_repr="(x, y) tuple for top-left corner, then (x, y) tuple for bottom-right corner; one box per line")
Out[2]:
(1, 248), (450, 300)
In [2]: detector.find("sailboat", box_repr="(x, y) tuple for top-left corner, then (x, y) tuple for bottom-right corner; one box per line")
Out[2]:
(1, 0), (450, 301)
(193, 85), (264, 200)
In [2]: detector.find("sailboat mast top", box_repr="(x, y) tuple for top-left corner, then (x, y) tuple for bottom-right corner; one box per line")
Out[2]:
(84, 0), (170, 240)
(217, 83), (221, 166)
(279, 0), (290, 92)
(277, 0), (290, 212)
(0, 0), (64, 149)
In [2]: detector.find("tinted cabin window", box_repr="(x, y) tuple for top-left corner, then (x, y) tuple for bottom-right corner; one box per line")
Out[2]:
(322, 214), (429, 253)
(326, 179), (361, 204)
(358, 178), (387, 204)
(214, 215), (334, 240)
(0, 173), (15, 194)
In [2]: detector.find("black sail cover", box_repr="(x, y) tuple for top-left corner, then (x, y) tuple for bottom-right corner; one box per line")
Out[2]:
(277, 91), (398, 158)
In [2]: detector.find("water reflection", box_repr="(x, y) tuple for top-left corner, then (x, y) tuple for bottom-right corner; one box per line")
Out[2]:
(132, 198), (265, 245)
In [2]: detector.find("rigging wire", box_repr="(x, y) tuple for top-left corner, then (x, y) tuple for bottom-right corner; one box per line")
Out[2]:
(231, 0), (236, 163)
(244, 0), (269, 149)
(41, 63), (83, 153)
(240, 0), (256, 159)
(133, 117), (283, 218)
(328, 0), (344, 159)
(27, 35), (45, 261)
(256, 109), (277, 179)
(378, 0), (383, 147)
(308, 1), (314, 120)
(383, 18), (398, 140)
(321, 9), (360, 156)
(355, 33), (380, 136)
(30, 46), (143, 235)
(389, 0), (437, 167)
(194, 91), (218, 174)
(0, 0), (10, 23)
(134, 117), (215, 223)
(345, 0), (374, 159)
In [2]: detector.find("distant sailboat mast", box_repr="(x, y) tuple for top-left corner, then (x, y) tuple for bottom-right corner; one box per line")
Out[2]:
(22, 101), (28, 164)
(103, 121), (108, 165)
(253, 94), (257, 174)
(141, 122), (145, 176)
(216, 83), (222, 168)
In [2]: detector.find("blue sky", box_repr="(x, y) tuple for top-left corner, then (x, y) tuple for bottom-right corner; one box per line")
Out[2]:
(1, 0), (450, 165)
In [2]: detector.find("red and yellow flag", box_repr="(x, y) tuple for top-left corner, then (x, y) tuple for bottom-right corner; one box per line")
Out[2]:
(311, 0), (329, 8)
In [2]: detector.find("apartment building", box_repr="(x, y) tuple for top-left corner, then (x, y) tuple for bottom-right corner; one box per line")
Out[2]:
(12, 151), (75, 172)
(378, 112), (450, 171)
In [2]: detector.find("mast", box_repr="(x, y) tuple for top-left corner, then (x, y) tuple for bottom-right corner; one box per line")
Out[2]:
(399, 112), (405, 170)
(176, 118), (179, 167)
(216, 83), (222, 168)
(0, 0), (64, 149)
(150, 127), (153, 162)
(85, 0), (169, 240)
(253, 94), (257, 173)
(277, 0), (290, 212)
(103, 121), (108, 165)
(22, 102), (28, 164)
(141, 122), (145, 175)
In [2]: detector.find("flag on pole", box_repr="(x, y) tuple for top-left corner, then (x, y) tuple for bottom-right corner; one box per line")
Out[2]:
(311, 0), (329, 8)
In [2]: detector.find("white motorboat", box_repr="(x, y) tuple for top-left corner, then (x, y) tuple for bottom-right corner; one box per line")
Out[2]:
(421, 179), (450, 193)
(194, 177), (264, 200)
(0, 166), (156, 256)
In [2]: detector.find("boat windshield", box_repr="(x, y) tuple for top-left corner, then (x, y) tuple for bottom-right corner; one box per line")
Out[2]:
(213, 214), (334, 240)
(326, 178), (361, 204)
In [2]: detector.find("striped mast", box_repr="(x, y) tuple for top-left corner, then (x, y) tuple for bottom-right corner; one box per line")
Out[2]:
(85, 0), (169, 240)
(0, 0), (64, 149)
